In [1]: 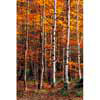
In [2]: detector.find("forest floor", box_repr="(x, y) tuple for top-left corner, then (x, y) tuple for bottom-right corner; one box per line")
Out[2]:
(17, 80), (83, 100)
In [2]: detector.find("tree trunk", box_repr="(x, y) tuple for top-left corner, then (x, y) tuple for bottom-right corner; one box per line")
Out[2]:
(24, 0), (29, 91)
(64, 0), (70, 89)
(44, 0), (47, 80)
(39, 0), (45, 89)
(52, 0), (57, 87)
(50, 27), (53, 66)
(63, 47), (65, 81)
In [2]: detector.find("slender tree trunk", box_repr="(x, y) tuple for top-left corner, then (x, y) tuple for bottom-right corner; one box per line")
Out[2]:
(76, 0), (82, 79)
(50, 27), (53, 66)
(38, 30), (42, 89)
(52, 0), (57, 87)
(39, 0), (45, 89)
(44, 0), (47, 80)
(63, 47), (65, 81)
(30, 56), (35, 84)
(38, 13), (42, 89)
(24, 50), (27, 91)
(69, 46), (71, 62)
(36, 64), (38, 89)
(64, 0), (70, 89)
(24, 0), (29, 91)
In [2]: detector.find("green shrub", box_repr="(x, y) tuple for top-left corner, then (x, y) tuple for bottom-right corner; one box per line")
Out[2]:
(76, 90), (83, 97)
(60, 88), (69, 96)
(75, 78), (83, 88)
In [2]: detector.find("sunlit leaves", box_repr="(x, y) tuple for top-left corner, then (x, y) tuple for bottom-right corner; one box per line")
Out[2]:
(17, 0), (83, 66)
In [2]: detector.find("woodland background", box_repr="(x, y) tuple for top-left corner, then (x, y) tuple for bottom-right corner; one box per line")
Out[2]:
(17, 0), (83, 99)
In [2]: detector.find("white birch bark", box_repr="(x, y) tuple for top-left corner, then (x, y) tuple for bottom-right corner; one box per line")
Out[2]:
(52, 0), (57, 86)
(65, 0), (70, 84)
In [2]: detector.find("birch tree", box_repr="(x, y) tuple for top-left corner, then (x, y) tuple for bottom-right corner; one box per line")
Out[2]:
(52, 0), (57, 87)
(64, 0), (70, 89)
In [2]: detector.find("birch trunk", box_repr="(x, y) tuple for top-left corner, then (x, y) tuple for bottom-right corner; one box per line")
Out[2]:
(76, 0), (82, 79)
(64, 0), (70, 88)
(52, 0), (57, 87)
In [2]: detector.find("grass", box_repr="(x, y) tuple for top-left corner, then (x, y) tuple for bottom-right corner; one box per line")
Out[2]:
(33, 89), (48, 94)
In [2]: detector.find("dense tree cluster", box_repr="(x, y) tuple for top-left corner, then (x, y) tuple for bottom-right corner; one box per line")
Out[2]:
(17, 0), (83, 90)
